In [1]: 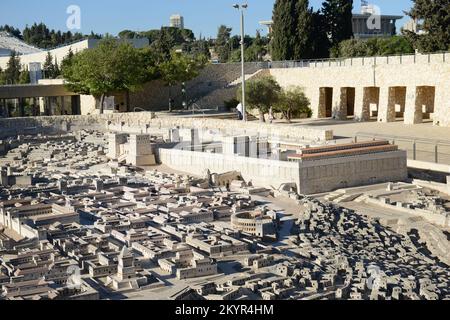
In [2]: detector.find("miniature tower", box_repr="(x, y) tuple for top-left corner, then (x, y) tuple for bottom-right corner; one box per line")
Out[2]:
(117, 246), (136, 281)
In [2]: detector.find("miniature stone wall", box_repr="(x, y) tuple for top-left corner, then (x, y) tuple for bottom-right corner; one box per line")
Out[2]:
(159, 148), (301, 190)
(298, 150), (408, 194)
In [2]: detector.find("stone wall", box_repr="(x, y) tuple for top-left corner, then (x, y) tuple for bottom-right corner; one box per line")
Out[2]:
(268, 53), (450, 127)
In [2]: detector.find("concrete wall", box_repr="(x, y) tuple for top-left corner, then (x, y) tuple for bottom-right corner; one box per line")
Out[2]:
(268, 52), (450, 127)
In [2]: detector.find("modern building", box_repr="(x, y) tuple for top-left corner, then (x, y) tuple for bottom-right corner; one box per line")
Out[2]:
(170, 14), (185, 29)
(352, 3), (403, 39)
(260, 4), (402, 39)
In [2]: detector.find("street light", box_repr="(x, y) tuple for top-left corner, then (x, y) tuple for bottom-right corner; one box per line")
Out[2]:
(233, 3), (248, 122)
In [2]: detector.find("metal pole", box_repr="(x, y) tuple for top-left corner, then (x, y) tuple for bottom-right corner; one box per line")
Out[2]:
(240, 9), (247, 122)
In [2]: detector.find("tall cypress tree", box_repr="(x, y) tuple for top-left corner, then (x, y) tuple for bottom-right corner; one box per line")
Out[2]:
(294, 0), (314, 59)
(310, 10), (332, 58)
(43, 52), (56, 79)
(271, 0), (298, 61)
(322, 0), (354, 48)
(4, 51), (21, 84)
(403, 0), (450, 52)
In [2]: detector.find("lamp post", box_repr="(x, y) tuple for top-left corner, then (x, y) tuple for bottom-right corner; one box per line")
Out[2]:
(233, 3), (248, 122)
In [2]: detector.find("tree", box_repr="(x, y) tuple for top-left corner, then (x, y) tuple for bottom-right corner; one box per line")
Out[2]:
(294, 0), (314, 59)
(271, 0), (327, 60)
(19, 68), (31, 84)
(403, 0), (450, 52)
(159, 53), (206, 112)
(244, 30), (268, 62)
(215, 25), (233, 62)
(274, 86), (311, 123)
(271, 0), (298, 61)
(43, 52), (58, 79)
(0, 25), (22, 39)
(21, 22), (90, 49)
(322, 0), (354, 48)
(310, 11), (332, 58)
(0, 67), (6, 85)
(237, 76), (281, 122)
(332, 36), (414, 58)
(62, 39), (151, 114)
(4, 51), (21, 84)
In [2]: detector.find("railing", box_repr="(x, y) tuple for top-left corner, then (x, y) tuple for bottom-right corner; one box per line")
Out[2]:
(355, 132), (450, 165)
(212, 51), (450, 70)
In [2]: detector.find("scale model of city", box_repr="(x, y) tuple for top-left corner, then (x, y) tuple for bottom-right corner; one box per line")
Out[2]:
(0, 0), (448, 301)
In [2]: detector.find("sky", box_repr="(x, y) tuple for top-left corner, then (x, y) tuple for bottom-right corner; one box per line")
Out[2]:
(0, 0), (413, 38)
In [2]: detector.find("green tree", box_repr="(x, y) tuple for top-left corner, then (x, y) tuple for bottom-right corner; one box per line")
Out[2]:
(0, 67), (6, 85)
(0, 25), (23, 39)
(237, 76), (281, 122)
(332, 36), (415, 58)
(159, 53), (206, 112)
(310, 11), (332, 58)
(271, 0), (298, 61)
(118, 30), (141, 39)
(274, 86), (311, 123)
(19, 68), (31, 84)
(215, 25), (233, 62)
(403, 0), (450, 52)
(244, 30), (268, 62)
(4, 51), (21, 84)
(43, 52), (57, 79)
(62, 39), (150, 114)
(294, 0), (314, 59)
(322, 0), (354, 48)
(20, 22), (90, 49)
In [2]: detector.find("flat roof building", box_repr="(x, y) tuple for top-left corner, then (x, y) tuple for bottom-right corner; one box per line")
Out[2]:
(170, 14), (184, 29)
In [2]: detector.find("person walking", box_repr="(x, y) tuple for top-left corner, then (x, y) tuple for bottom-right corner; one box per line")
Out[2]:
(269, 106), (274, 124)
(236, 102), (244, 120)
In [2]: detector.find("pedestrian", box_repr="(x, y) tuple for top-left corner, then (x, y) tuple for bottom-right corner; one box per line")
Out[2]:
(236, 102), (243, 120)
(269, 106), (274, 124)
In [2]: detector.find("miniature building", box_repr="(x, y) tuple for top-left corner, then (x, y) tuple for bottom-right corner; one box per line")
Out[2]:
(231, 210), (276, 238)
(108, 133), (156, 166)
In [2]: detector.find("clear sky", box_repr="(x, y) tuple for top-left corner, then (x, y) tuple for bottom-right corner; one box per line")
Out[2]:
(0, 0), (413, 38)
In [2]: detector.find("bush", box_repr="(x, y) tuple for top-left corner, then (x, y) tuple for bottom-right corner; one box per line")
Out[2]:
(332, 36), (415, 58)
